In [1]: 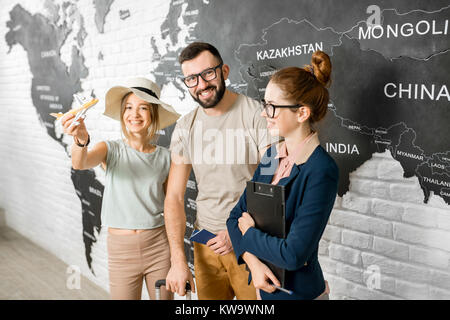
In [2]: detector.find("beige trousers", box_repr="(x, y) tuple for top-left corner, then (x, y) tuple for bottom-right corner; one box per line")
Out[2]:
(107, 226), (173, 300)
(193, 242), (257, 300)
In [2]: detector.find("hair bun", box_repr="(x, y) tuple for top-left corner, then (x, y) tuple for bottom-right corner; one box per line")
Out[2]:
(309, 51), (332, 88)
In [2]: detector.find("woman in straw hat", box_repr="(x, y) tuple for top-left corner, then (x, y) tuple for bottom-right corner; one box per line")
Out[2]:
(62, 77), (181, 300)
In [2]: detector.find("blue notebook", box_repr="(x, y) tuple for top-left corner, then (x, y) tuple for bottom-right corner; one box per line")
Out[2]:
(189, 229), (216, 245)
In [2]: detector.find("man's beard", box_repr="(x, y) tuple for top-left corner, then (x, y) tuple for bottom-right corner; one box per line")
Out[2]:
(191, 74), (226, 109)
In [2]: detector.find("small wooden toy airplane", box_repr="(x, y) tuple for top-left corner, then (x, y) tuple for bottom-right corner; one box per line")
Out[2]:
(50, 94), (99, 128)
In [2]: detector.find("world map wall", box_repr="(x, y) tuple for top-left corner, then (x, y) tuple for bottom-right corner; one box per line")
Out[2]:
(5, 0), (449, 275)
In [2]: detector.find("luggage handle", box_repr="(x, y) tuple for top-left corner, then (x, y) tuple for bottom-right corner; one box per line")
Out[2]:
(155, 279), (191, 300)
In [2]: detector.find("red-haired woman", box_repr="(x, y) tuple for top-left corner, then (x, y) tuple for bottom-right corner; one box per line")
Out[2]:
(227, 51), (338, 300)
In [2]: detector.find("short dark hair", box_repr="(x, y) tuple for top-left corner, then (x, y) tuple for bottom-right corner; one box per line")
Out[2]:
(178, 42), (223, 65)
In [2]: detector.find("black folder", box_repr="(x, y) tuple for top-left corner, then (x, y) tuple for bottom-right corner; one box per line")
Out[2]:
(246, 181), (286, 287)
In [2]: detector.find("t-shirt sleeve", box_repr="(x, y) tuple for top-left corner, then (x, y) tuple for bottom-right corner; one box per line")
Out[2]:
(161, 147), (171, 179)
(105, 140), (119, 169)
(169, 120), (191, 164)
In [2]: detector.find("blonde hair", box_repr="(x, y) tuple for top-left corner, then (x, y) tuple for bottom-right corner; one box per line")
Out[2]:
(119, 92), (160, 143)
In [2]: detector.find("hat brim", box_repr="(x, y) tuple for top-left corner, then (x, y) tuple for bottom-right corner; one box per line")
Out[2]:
(104, 86), (181, 129)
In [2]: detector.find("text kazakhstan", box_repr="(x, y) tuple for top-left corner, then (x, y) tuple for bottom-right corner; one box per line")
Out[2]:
(256, 42), (323, 61)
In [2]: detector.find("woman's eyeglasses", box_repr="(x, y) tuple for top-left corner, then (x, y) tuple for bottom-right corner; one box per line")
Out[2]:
(261, 99), (301, 118)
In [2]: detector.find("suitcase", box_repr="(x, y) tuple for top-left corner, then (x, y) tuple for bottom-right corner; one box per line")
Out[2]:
(155, 279), (192, 300)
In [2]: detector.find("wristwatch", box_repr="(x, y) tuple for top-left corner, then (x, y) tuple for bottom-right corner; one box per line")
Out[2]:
(74, 135), (90, 147)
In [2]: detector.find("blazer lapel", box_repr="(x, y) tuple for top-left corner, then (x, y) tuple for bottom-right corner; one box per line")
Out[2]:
(275, 132), (320, 186)
(258, 170), (274, 184)
(257, 144), (277, 183)
(277, 165), (300, 186)
(258, 133), (320, 185)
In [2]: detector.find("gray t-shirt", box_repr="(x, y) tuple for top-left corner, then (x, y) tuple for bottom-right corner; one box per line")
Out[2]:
(100, 140), (170, 229)
(170, 94), (277, 233)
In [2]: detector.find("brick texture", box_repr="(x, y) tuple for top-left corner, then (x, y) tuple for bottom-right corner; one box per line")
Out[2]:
(1, 0), (449, 301)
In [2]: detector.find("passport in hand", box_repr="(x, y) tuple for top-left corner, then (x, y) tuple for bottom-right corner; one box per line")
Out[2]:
(189, 229), (216, 245)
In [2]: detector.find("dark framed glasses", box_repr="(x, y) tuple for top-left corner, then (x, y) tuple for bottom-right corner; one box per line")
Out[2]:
(261, 99), (301, 118)
(182, 63), (223, 88)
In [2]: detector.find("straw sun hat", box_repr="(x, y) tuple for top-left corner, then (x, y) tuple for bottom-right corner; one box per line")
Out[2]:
(104, 77), (180, 129)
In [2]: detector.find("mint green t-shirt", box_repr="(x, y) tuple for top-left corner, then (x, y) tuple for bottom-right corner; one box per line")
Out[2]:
(100, 140), (170, 229)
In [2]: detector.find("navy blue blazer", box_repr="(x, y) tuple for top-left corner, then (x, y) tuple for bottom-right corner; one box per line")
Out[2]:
(227, 134), (338, 300)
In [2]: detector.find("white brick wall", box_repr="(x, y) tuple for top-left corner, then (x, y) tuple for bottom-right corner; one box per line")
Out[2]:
(0, 0), (449, 301)
(320, 154), (450, 299)
(0, 0), (182, 299)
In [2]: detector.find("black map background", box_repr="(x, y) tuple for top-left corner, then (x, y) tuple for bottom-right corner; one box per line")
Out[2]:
(4, 0), (450, 275)
(5, 3), (104, 274)
(152, 0), (450, 271)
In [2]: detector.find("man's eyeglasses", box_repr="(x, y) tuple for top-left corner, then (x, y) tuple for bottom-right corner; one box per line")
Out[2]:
(261, 99), (301, 118)
(182, 63), (223, 88)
